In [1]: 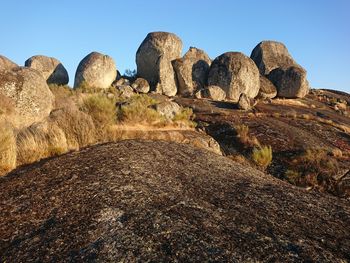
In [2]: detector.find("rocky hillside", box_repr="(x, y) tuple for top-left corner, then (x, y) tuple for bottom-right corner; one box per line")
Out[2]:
(1, 140), (349, 262)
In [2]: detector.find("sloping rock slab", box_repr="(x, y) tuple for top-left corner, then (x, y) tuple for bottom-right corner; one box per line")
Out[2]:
(0, 141), (349, 262)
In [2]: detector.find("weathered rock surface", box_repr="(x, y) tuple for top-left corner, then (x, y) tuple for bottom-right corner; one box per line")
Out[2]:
(1, 140), (349, 262)
(153, 101), (181, 120)
(202, 85), (226, 101)
(268, 65), (310, 98)
(250, 41), (297, 75)
(208, 52), (260, 102)
(117, 85), (135, 98)
(131, 78), (150, 93)
(258, 75), (277, 99)
(237, 93), (251, 110)
(25, 55), (69, 85)
(0, 67), (53, 128)
(74, 52), (117, 89)
(136, 32), (182, 96)
(0, 55), (18, 71)
(172, 47), (211, 97)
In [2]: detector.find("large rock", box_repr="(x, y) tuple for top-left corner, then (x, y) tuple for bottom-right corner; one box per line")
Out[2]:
(25, 55), (69, 85)
(1, 140), (349, 262)
(136, 32), (182, 96)
(0, 67), (53, 128)
(0, 55), (18, 71)
(172, 47), (211, 97)
(208, 52), (260, 102)
(74, 52), (117, 89)
(202, 85), (226, 101)
(131, 78), (150, 93)
(258, 75), (277, 99)
(250, 41), (297, 75)
(153, 101), (181, 120)
(268, 66), (309, 98)
(237, 93), (251, 110)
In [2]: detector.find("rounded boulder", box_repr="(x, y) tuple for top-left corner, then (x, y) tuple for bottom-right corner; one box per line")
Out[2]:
(25, 55), (69, 85)
(74, 52), (117, 89)
(172, 47), (211, 97)
(136, 32), (182, 96)
(0, 55), (18, 72)
(250, 41), (297, 75)
(0, 67), (54, 128)
(208, 52), (260, 102)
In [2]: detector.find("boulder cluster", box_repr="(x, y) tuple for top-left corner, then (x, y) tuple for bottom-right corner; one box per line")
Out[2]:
(0, 31), (310, 128)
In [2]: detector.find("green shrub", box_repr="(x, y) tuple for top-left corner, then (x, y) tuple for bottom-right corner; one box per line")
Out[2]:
(117, 94), (164, 125)
(172, 108), (196, 128)
(80, 94), (117, 129)
(252, 145), (272, 170)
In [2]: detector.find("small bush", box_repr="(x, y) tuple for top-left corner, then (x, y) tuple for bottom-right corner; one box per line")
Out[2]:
(286, 148), (339, 192)
(80, 94), (117, 129)
(49, 84), (75, 109)
(235, 124), (260, 147)
(285, 170), (301, 185)
(0, 122), (16, 175)
(117, 94), (164, 125)
(172, 108), (196, 128)
(252, 145), (272, 170)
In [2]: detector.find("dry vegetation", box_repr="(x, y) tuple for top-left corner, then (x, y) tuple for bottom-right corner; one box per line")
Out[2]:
(0, 85), (196, 175)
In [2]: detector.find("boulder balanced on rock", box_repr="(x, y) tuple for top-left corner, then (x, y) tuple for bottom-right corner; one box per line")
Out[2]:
(74, 52), (117, 89)
(250, 41), (309, 98)
(0, 67), (53, 128)
(208, 52), (260, 102)
(25, 55), (69, 85)
(172, 47), (211, 97)
(136, 32), (182, 96)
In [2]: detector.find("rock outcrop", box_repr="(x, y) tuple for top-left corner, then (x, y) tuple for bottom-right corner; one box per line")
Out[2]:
(258, 75), (277, 99)
(268, 65), (310, 98)
(74, 52), (117, 89)
(136, 32), (182, 96)
(0, 67), (53, 128)
(1, 140), (349, 262)
(250, 41), (297, 75)
(25, 55), (69, 85)
(208, 52), (260, 102)
(0, 55), (18, 72)
(172, 47), (211, 97)
(202, 85), (226, 101)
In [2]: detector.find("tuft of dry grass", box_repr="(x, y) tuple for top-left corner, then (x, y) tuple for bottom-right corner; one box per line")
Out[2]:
(0, 122), (16, 175)
(16, 122), (68, 166)
(251, 145), (272, 170)
(50, 106), (96, 150)
(234, 124), (260, 147)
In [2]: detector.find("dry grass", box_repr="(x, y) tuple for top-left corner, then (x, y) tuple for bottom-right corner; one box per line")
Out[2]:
(272, 98), (309, 107)
(50, 106), (96, 150)
(234, 124), (260, 147)
(16, 122), (68, 166)
(251, 145), (272, 170)
(0, 122), (16, 175)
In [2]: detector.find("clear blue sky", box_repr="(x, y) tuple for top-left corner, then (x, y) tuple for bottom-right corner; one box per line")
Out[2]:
(1, 0), (349, 92)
